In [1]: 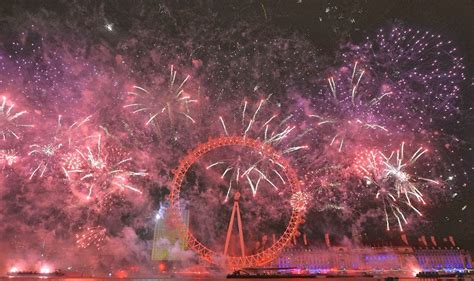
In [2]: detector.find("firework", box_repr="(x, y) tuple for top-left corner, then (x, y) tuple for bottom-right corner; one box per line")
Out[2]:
(124, 65), (197, 127)
(28, 115), (92, 180)
(309, 62), (392, 152)
(339, 23), (465, 126)
(28, 143), (63, 179)
(0, 4), (468, 269)
(290, 191), (310, 212)
(0, 96), (33, 141)
(76, 226), (107, 249)
(99, 191), (127, 213)
(0, 148), (18, 166)
(207, 97), (308, 202)
(61, 151), (83, 172)
(206, 155), (282, 202)
(64, 134), (147, 200)
(357, 143), (440, 231)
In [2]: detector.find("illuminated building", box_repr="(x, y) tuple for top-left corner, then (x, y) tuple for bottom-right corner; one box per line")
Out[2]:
(414, 248), (472, 271)
(273, 235), (472, 275)
(151, 201), (190, 261)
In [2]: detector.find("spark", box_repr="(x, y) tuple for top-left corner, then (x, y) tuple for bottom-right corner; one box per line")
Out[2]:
(0, 149), (18, 166)
(65, 134), (146, 200)
(290, 191), (310, 212)
(28, 115), (92, 180)
(105, 23), (113, 32)
(76, 226), (107, 249)
(219, 116), (229, 136)
(272, 169), (286, 184)
(28, 143), (63, 180)
(359, 143), (437, 231)
(351, 68), (365, 105)
(210, 97), (306, 201)
(206, 161), (224, 169)
(0, 96), (33, 141)
(282, 145), (308, 154)
(124, 66), (196, 128)
(241, 100), (247, 125)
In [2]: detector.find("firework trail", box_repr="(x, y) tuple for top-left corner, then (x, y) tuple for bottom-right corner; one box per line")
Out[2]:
(206, 153), (283, 202)
(357, 143), (440, 231)
(0, 96), (33, 141)
(309, 62), (392, 152)
(27, 115), (93, 180)
(207, 97), (308, 202)
(124, 65), (197, 128)
(64, 134), (147, 200)
(76, 226), (107, 249)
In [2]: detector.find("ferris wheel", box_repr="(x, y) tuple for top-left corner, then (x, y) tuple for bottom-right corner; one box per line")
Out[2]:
(169, 135), (306, 269)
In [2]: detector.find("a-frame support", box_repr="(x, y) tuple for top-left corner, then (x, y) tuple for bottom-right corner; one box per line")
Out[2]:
(224, 192), (246, 257)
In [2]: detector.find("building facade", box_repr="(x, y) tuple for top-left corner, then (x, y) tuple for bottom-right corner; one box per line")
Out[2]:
(274, 246), (472, 276)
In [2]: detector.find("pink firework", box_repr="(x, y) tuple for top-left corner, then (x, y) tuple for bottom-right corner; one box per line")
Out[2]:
(0, 96), (33, 141)
(124, 65), (197, 128)
(310, 61), (391, 152)
(290, 190), (310, 212)
(76, 226), (107, 249)
(339, 23), (465, 126)
(206, 97), (308, 202)
(357, 143), (440, 231)
(28, 115), (92, 180)
(0, 148), (18, 166)
(64, 134), (146, 200)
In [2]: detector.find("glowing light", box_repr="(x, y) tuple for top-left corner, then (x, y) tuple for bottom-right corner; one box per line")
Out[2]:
(39, 265), (51, 274)
(155, 202), (166, 220)
(105, 23), (114, 31)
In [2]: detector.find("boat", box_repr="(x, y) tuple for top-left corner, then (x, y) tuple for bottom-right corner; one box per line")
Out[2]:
(416, 270), (471, 278)
(227, 267), (317, 279)
(7, 270), (65, 278)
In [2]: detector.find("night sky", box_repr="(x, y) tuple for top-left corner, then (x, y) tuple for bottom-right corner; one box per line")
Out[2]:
(0, 0), (472, 273)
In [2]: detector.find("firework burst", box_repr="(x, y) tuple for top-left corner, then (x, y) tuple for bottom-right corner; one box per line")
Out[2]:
(357, 143), (440, 231)
(339, 23), (465, 127)
(76, 226), (107, 249)
(206, 97), (308, 202)
(64, 134), (147, 200)
(0, 96), (33, 141)
(28, 115), (92, 180)
(290, 190), (310, 212)
(124, 65), (197, 128)
(309, 62), (392, 152)
(0, 148), (18, 166)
